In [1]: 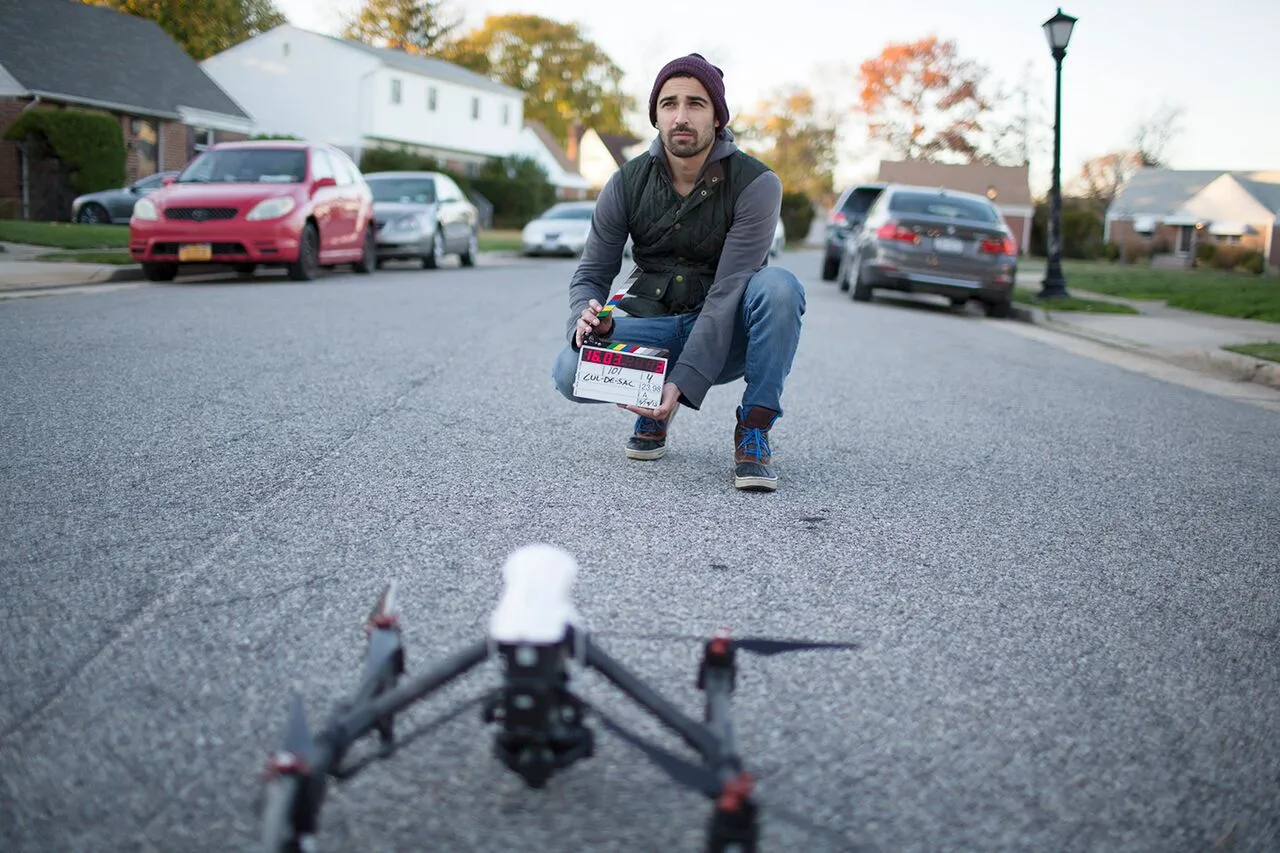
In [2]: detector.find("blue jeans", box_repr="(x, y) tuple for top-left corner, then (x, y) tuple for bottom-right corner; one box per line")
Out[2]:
(551, 266), (806, 417)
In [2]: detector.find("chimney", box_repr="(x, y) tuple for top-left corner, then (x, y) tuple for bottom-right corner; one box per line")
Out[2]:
(565, 122), (584, 168)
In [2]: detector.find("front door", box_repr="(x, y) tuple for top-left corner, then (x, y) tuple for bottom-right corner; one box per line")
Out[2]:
(1177, 225), (1194, 255)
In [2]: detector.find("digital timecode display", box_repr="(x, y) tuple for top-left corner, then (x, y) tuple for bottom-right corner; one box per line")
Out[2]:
(579, 348), (666, 374)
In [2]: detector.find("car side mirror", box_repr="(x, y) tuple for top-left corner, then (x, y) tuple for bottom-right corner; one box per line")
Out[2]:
(312, 176), (337, 193)
(162, 175), (175, 186)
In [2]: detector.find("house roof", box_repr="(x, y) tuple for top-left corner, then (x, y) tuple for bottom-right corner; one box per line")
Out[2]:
(0, 0), (250, 121)
(324, 34), (524, 99)
(597, 132), (643, 167)
(1110, 168), (1280, 219)
(1107, 169), (1224, 218)
(524, 120), (578, 176)
(876, 160), (1032, 207)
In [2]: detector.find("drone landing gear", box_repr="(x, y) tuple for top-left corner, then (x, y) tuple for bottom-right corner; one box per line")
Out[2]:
(483, 641), (594, 788)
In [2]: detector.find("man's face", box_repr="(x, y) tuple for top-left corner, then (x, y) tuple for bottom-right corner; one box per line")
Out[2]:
(656, 76), (718, 159)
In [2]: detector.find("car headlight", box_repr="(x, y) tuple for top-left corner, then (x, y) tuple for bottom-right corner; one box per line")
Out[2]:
(132, 198), (158, 221)
(246, 197), (297, 221)
(393, 214), (422, 232)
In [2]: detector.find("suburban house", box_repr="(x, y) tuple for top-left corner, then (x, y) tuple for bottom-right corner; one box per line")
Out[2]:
(565, 126), (647, 193)
(200, 25), (525, 177)
(0, 0), (254, 220)
(514, 120), (591, 200)
(876, 160), (1035, 255)
(1104, 169), (1280, 270)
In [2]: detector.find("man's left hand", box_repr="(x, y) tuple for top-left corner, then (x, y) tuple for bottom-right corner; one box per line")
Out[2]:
(620, 382), (681, 422)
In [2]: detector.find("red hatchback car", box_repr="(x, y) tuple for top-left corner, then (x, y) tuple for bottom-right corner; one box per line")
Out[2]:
(129, 141), (376, 282)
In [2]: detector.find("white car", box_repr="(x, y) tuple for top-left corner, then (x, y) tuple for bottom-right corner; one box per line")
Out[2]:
(522, 201), (596, 257)
(624, 219), (786, 258)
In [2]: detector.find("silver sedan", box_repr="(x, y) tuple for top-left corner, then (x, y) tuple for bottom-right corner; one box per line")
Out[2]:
(837, 185), (1018, 317)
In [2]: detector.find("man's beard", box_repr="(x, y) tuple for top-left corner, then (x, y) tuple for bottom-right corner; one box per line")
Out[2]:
(663, 125), (712, 158)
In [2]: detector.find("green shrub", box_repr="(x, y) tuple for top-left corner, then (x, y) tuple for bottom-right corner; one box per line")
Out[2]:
(1102, 241), (1120, 262)
(1240, 251), (1265, 275)
(2, 108), (126, 193)
(1213, 245), (1247, 271)
(471, 156), (556, 230)
(779, 192), (813, 245)
(359, 145), (441, 174)
(1121, 240), (1150, 265)
(1195, 241), (1217, 265)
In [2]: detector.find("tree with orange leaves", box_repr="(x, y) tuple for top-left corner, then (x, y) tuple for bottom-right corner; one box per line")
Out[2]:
(855, 35), (992, 163)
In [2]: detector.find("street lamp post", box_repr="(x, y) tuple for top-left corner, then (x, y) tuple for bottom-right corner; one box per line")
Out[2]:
(1040, 8), (1077, 299)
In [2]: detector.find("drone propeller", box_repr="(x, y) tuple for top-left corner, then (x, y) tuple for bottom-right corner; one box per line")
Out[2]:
(728, 637), (859, 657)
(588, 706), (721, 797)
(258, 694), (315, 852)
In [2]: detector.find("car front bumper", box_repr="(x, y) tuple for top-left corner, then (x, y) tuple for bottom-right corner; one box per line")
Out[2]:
(130, 215), (305, 264)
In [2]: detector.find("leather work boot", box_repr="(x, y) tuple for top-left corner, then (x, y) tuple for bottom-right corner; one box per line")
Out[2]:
(625, 407), (677, 460)
(733, 406), (779, 491)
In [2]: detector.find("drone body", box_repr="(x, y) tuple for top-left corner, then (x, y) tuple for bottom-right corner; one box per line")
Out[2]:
(257, 544), (856, 853)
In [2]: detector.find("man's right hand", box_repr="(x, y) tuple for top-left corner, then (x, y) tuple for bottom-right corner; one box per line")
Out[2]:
(574, 298), (615, 347)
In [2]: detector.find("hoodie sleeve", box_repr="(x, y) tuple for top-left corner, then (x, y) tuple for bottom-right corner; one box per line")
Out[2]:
(564, 172), (629, 346)
(667, 169), (783, 409)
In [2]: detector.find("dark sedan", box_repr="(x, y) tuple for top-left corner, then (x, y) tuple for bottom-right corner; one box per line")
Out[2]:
(836, 185), (1018, 317)
(71, 171), (179, 224)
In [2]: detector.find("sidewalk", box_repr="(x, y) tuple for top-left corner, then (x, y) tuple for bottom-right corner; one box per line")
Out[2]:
(1011, 268), (1280, 391)
(0, 241), (144, 293)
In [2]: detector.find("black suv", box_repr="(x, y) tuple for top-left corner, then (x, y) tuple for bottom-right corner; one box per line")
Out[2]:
(821, 183), (886, 280)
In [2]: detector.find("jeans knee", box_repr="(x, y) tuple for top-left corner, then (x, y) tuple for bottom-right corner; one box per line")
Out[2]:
(551, 346), (578, 400)
(747, 266), (806, 314)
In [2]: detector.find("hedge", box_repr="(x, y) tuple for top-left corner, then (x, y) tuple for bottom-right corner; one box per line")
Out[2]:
(3, 108), (126, 193)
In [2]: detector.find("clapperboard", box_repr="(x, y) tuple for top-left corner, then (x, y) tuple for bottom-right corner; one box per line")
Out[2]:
(573, 287), (669, 409)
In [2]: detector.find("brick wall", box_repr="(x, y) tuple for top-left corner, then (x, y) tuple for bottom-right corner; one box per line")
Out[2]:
(161, 120), (188, 171)
(1271, 226), (1280, 271)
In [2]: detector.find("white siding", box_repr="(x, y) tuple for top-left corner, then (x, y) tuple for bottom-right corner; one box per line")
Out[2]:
(202, 25), (526, 163)
(578, 132), (620, 191)
(201, 26), (377, 150)
(365, 68), (523, 159)
(513, 126), (590, 191)
(0, 62), (28, 97)
(1179, 174), (1275, 224)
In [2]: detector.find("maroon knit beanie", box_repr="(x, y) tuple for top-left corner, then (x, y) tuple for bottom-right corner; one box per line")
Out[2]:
(648, 53), (729, 137)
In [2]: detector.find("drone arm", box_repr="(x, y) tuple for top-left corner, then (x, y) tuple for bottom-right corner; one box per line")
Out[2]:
(583, 636), (720, 764)
(327, 638), (489, 751)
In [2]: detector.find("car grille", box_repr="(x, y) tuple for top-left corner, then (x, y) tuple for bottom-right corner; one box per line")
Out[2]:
(164, 207), (238, 221)
(152, 242), (248, 256)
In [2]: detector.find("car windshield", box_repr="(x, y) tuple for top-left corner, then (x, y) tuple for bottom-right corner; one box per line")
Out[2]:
(367, 179), (436, 204)
(889, 192), (998, 223)
(177, 149), (308, 184)
(540, 206), (594, 220)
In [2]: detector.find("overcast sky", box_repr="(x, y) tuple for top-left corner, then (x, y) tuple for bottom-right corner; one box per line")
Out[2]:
(273, 0), (1280, 195)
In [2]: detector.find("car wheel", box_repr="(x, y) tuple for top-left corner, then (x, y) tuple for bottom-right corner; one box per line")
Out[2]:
(354, 222), (377, 274)
(984, 298), (1013, 319)
(288, 223), (320, 281)
(821, 252), (839, 281)
(422, 228), (446, 270)
(459, 228), (478, 267)
(77, 203), (110, 224)
(142, 262), (177, 282)
(851, 263), (872, 302)
(836, 251), (852, 292)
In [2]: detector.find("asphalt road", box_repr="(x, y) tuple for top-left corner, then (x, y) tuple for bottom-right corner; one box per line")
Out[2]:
(1, 251), (1277, 853)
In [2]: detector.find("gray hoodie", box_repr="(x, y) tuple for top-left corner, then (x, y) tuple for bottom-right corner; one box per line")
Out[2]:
(564, 131), (783, 410)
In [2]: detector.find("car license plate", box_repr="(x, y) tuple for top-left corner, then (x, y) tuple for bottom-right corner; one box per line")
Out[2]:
(933, 237), (964, 254)
(178, 243), (212, 262)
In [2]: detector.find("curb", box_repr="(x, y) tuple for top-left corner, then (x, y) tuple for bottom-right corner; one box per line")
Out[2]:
(1010, 303), (1280, 392)
(0, 265), (146, 294)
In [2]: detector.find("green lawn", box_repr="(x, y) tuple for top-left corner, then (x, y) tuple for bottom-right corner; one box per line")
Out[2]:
(0, 220), (130, 249)
(1058, 261), (1280, 323)
(1013, 287), (1140, 314)
(478, 229), (523, 253)
(35, 250), (136, 264)
(1223, 342), (1280, 363)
